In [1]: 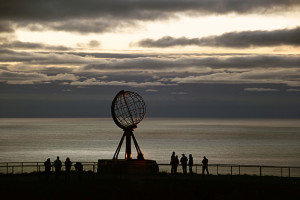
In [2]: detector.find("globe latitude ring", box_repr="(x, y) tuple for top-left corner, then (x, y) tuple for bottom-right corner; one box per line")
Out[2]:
(111, 90), (146, 130)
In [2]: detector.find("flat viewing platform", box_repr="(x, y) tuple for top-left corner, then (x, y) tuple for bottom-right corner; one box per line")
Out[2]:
(0, 172), (299, 199)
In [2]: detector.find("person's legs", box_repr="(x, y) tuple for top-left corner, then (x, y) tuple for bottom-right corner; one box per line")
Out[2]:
(205, 167), (209, 175)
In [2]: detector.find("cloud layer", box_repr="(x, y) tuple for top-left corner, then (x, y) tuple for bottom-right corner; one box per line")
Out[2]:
(2, 0), (299, 20)
(1, 49), (299, 87)
(1, 1), (300, 118)
(1, 0), (299, 33)
(137, 27), (300, 48)
(1, 41), (72, 51)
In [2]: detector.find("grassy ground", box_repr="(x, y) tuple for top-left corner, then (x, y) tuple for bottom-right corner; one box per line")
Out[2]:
(0, 172), (299, 200)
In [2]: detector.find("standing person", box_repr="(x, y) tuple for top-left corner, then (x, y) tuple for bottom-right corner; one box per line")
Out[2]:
(75, 162), (83, 181)
(53, 156), (62, 179)
(44, 158), (51, 180)
(75, 162), (83, 172)
(65, 157), (72, 180)
(170, 152), (176, 174)
(202, 156), (209, 176)
(174, 155), (179, 175)
(188, 154), (194, 174)
(180, 154), (188, 175)
(65, 157), (72, 172)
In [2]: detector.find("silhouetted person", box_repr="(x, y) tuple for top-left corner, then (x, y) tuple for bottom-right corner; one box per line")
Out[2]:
(170, 152), (176, 174)
(44, 158), (51, 180)
(188, 154), (193, 174)
(65, 157), (72, 180)
(202, 156), (209, 175)
(180, 154), (188, 175)
(174, 155), (179, 174)
(75, 162), (83, 181)
(54, 156), (62, 179)
(75, 162), (83, 172)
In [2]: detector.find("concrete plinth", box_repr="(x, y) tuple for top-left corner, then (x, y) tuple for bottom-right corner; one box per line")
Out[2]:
(98, 159), (159, 175)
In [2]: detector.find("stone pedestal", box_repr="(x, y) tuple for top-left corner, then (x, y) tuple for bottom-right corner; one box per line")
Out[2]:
(98, 159), (159, 175)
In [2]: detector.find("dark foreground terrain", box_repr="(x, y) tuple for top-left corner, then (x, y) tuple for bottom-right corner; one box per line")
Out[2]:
(0, 172), (299, 200)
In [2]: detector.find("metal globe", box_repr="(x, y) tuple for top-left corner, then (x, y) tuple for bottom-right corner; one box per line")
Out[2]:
(111, 90), (146, 129)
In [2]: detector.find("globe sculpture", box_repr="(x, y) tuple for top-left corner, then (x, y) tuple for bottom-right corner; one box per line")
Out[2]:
(111, 90), (146, 160)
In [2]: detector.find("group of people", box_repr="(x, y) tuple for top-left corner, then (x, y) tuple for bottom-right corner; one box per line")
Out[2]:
(170, 152), (209, 176)
(44, 156), (83, 179)
(45, 154), (209, 177)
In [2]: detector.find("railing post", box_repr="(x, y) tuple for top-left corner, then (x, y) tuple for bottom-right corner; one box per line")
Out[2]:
(217, 164), (218, 175)
(21, 162), (24, 174)
(281, 167), (282, 177)
(196, 165), (197, 174)
(12, 166), (14, 174)
(260, 166), (262, 177)
(239, 165), (240, 176)
(37, 162), (39, 172)
(288, 168), (290, 178)
(6, 163), (8, 174)
(231, 166), (232, 176)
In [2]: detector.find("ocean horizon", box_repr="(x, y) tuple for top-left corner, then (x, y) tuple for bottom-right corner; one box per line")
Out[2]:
(0, 118), (299, 168)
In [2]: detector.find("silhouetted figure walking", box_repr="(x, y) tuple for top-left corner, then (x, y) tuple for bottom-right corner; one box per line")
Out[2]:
(65, 157), (72, 180)
(75, 162), (83, 181)
(202, 156), (209, 176)
(174, 155), (179, 174)
(180, 154), (188, 175)
(44, 158), (51, 180)
(170, 152), (176, 174)
(188, 154), (193, 174)
(54, 156), (62, 179)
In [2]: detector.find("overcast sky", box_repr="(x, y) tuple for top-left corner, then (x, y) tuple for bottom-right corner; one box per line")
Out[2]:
(0, 0), (300, 118)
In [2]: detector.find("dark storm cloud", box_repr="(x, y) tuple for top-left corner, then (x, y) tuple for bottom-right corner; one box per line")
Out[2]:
(1, 0), (298, 20)
(0, 70), (79, 84)
(170, 68), (300, 87)
(87, 40), (101, 48)
(37, 19), (138, 34)
(0, 48), (159, 64)
(1, 47), (299, 71)
(1, 41), (72, 51)
(1, 0), (299, 33)
(68, 78), (170, 87)
(69, 52), (158, 59)
(0, 49), (92, 64)
(137, 27), (300, 48)
(0, 21), (14, 33)
(1, 48), (299, 87)
(82, 55), (300, 71)
(73, 55), (300, 87)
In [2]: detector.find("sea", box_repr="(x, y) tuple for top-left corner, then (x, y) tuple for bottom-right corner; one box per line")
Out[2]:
(0, 118), (299, 168)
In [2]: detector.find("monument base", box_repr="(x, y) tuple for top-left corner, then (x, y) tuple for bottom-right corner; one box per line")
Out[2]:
(97, 159), (159, 175)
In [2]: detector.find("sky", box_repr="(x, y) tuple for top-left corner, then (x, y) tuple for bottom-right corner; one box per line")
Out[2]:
(0, 0), (300, 118)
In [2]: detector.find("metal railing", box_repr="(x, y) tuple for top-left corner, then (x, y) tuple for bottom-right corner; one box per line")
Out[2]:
(0, 162), (299, 178)
(0, 162), (98, 174)
(158, 164), (300, 178)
